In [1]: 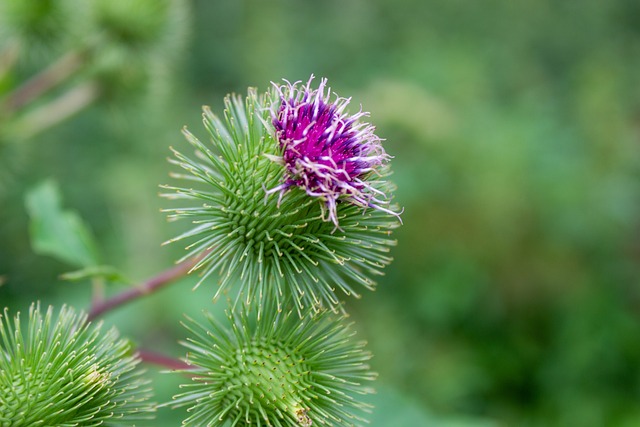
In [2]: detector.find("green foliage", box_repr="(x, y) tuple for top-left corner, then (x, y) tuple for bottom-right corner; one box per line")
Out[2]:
(0, 0), (189, 147)
(2, 0), (640, 426)
(59, 265), (132, 285)
(0, 0), (86, 54)
(0, 304), (154, 426)
(170, 303), (375, 427)
(25, 180), (99, 268)
(162, 87), (399, 314)
(95, 0), (172, 50)
(24, 180), (133, 288)
(367, 386), (497, 427)
(90, 0), (189, 103)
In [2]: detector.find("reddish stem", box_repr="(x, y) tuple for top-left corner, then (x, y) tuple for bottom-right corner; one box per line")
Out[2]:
(137, 349), (193, 371)
(87, 254), (204, 322)
(1, 49), (88, 114)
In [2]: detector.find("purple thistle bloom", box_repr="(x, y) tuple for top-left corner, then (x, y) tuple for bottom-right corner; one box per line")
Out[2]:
(269, 75), (398, 226)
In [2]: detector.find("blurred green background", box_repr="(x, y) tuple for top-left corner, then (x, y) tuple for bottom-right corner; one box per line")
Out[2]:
(2, 0), (640, 426)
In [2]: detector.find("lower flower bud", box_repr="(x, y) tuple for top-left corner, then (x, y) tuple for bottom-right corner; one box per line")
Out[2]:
(169, 303), (376, 427)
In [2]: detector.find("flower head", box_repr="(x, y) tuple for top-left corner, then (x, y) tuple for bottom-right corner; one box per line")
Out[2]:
(270, 76), (398, 227)
(170, 304), (375, 427)
(0, 304), (154, 426)
(162, 82), (400, 314)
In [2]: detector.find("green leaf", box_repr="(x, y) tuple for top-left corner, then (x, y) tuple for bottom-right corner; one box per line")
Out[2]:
(25, 179), (100, 268)
(60, 265), (131, 285)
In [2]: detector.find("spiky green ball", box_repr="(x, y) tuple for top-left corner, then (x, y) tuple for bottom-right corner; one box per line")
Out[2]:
(162, 86), (400, 313)
(0, 304), (154, 426)
(171, 304), (375, 427)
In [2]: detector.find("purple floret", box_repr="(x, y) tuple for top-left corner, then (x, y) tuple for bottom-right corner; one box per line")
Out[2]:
(269, 75), (397, 226)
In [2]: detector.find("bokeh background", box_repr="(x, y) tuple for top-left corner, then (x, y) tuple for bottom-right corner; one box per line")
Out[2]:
(2, 0), (640, 426)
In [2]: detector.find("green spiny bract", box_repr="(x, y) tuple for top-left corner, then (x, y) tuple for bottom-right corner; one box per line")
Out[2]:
(170, 304), (375, 427)
(0, 304), (154, 426)
(162, 85), (400, 314)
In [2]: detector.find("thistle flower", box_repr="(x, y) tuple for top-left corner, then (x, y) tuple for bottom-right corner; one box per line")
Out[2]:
(170, 304), (375, 427)
(162, 80), (400, 313)
(269, 76), (399, 227)
(0, 304), (154, 426)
